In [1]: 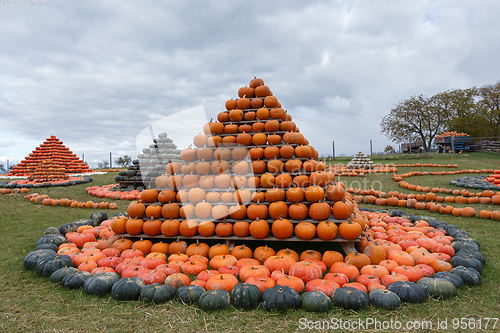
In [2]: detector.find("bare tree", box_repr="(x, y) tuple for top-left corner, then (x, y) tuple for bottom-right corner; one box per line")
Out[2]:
(381, 95), (448, 151)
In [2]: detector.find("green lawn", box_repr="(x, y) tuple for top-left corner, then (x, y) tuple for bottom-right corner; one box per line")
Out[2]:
(1, 153), (499, 333)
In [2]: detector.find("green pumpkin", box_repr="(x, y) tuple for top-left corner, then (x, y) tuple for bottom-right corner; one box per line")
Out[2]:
(177, 285), (205, 305)
(451, 240), (480, 253)
(36, 234), (67, 248)
(300, 290), (333, 312)
(35, 254), (73, 277)
(332, 287), (368, 310)
(23, 249), (56, 270)
(198, 290), (231, 311)
(450, 266), (482, 286)
(450, 255), (483, 273)
(44, 227), (61, 235)
(111, 277), (145, 301)
(141, 283), (177, 304)
(58, 219), (93, 235)
(261, 285), (300, 312)
(61, 271), (92, 289)
(417, 277), (456, 299)
(433, 272), (463, 289)
(230, 283), (261, 309)
(455, 249), (485, 265)
(369, 289), (401, 310)
(455, 249), (486, 266)
(90, 212), (108, 225)
(83, 272), (120, 296)
(387, 281), (426, 304)
(35, 243), (58, 251)
(50, 267), (79, 284)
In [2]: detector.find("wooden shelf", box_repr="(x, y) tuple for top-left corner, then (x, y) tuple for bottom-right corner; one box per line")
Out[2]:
(134, 216), (348, 225)
(115, 233), (359, 243)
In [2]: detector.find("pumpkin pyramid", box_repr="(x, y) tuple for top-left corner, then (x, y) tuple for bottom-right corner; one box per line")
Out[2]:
(120, 77), (365, 247)
(138, 131), (182, 186)
(347, 151), (374, 169)
(9, 136), (93, 177)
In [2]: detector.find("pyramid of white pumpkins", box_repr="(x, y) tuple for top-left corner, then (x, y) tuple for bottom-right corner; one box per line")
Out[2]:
(347, 151), (375, 169)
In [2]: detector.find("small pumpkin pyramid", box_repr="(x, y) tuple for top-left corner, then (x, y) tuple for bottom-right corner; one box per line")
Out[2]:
(9, 136), (92, 177)
(119, 78), (364, 244)
(115, 132), (182, 190)
(347, 151), (374, 169)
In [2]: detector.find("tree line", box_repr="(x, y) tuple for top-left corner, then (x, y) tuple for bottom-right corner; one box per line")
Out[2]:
(380, 81), (500, 151)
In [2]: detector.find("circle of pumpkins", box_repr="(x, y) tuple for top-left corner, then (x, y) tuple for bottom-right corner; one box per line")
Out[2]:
(24, 210), (483, 312)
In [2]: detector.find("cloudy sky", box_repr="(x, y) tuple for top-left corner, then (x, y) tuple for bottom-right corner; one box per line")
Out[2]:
(1, 0), (499, 168)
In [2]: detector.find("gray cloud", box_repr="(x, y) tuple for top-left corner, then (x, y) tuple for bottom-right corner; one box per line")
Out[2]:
(1, 0), (499, 165)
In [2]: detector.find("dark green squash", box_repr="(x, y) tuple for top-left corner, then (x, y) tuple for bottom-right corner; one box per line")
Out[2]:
(23, 249), (56, 270)
(50, 267), (79, 284)
(198, 289), (231, 311)
(300, 290), (333, 312)
(61, 271), (92, 289)
(450, 255), (483, 273)
(35, 243), (58, 251)
(90, 212), (108, 225)
(455, 249), (485, 265)
(261, 285), (300, 312)
(450, 266), (482, 286)
(111, 277), (145, 301)
(417, 277), (456, 299)
(58, 219), (94, 235)
(83, 272), (120, 296)
(332, 287), (368, 310)
(230, 283), (261, 309)
(387, 281), (426, 304)
(369, 289), (401, 310)
(141, 283), (177, 304)
(177, 285), (205, 305)
(35, 254), (73, 277)
(44, 227), (61, 235)
(451, 239), (480, 253)
(432, 272), (463, 289)
(36, 234), (67, 248)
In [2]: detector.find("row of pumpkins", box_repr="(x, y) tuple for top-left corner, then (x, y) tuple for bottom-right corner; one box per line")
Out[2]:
(24, 210), (483, 312)
(119, 184), (363, 241)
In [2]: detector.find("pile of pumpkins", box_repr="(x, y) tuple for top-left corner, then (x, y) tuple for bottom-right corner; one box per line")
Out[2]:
(137, 132), (182, 187)
(114, 160), (145, 191)
(8, 135), (92, 177)
(114, 77), (366, 244)
(23, 209), (483, 312)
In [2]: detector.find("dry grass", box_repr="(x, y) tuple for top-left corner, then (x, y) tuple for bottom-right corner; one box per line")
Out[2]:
(1, 154), (500, 332)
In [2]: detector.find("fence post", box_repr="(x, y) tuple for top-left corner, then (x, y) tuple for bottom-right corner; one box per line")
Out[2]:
(332, 141), (335, 161)
(7, 159), (9, 171)
(451, 134), (455, 157)
(82, 154), (84, 163)
(370, 140), (373, 160)
(110, 152), (112, 168)
(408, 135), (412, 159)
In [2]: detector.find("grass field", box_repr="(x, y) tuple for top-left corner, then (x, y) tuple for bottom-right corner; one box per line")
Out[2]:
(1, 153), (499, 333)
